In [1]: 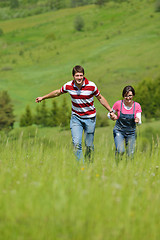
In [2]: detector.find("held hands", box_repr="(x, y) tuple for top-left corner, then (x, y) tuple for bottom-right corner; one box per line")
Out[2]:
(110, 112), (117, 121)
(35, 97), (43, 103)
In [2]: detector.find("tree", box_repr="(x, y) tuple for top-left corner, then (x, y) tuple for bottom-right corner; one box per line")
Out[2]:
(70, 0), (83, 7)
(0, 91), (15, 131)
(0, 28), (4, 36)
(48, 100), (59, 127)
(134, 76), (160, 119)
(94, 0), (108, 7)
(49, 0), (64, 10)
(19, 105), (33, 127)
(59, 97), (70, 127)
(34, 105), (42, 126)
(40, 101), (49, 126)
(155, 0), (160, 12)
(10, 0), (19, 9)
(33, 98), (70, 128)
(34, 101), (49, 127)
(70, 0), (94, 7)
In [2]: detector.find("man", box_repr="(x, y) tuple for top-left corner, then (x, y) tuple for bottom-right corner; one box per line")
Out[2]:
(35, 65), (113, 162)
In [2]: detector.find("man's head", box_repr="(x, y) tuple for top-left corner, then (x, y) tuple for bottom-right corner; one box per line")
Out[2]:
(72, 65), (84, 76)
(72, 65), (85, 88)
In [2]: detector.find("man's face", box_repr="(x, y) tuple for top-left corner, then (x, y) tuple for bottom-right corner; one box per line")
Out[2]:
(73, 72), (84, 86)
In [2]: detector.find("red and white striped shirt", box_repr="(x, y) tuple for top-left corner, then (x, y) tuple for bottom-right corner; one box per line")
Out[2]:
(60, 78), (100, 118)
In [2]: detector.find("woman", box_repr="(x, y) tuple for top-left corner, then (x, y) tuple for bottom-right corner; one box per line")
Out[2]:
(109, 86), (142, 159)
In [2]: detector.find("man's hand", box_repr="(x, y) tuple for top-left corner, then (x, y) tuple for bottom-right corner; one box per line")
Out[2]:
(35, 89), (62, 103)
(35, 97), (43, 103)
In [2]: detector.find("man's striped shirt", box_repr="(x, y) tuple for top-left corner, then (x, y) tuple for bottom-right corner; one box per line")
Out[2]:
(60, 78), (100, 118)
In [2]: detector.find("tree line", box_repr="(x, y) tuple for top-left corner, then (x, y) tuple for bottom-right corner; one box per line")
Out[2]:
(0, 0), (136, 10)
(0, 91), (109, 132)
(0, 0), (96, 9)
(0, 0), (113, 21)
(20, 98), (71, 128)
(1, 0), (159, 22)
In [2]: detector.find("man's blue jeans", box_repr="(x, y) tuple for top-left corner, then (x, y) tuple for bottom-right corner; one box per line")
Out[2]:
(113, 129), (136, 158)
(70, 114), (96, 162)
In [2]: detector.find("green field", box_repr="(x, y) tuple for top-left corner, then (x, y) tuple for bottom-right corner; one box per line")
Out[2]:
(0, 1), (160, 239)
(0, 0), (160, 119)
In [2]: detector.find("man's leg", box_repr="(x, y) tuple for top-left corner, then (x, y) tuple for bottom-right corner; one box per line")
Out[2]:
(84, 117), (96, 162)
(70, 115), (84, 162)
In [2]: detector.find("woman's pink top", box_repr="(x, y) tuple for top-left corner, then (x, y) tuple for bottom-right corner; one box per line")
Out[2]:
(112, 100), (142, 119)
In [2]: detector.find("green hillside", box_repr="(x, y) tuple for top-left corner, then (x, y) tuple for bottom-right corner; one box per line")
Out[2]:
(0, 0), (160, 119)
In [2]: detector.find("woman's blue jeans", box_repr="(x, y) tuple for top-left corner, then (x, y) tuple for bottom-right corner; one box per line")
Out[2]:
(113, 129), (136, 158)
(70, 114), (96, 162)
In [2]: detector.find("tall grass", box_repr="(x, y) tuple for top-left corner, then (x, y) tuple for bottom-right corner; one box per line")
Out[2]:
(0, 126), (160, 240)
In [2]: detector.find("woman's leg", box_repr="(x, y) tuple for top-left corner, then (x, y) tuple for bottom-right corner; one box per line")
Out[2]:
(113, 129), (125, 164)
(126, 134), (136, 158)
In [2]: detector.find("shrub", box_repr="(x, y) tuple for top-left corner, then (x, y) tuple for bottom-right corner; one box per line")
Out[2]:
(49, 0), (64, 10)
(58, 97), (70, 128)
(0, 28), (4, 36)
(155, 0), (160, 12)
(134, 76), (160, 119)
(45, 33), (56, 41)
(74, 15), (84, 31)
(0, 90), (15, 132)
(94, 0), (108, 6)
(20, 105), (33, 127)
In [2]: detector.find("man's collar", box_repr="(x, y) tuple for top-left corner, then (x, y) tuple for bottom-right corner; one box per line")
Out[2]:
(84, 77), (89, 85)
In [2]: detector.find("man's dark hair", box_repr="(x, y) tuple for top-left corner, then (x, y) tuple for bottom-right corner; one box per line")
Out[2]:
(72, 65), (84, 76)
(122, 85), (135, 97)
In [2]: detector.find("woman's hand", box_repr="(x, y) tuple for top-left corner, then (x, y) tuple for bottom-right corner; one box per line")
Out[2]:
(110, 112), (117, 121)
(135, 117), (139, 123)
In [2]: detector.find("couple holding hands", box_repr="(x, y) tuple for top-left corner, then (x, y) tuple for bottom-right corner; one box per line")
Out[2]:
(36, 65), (142, 163)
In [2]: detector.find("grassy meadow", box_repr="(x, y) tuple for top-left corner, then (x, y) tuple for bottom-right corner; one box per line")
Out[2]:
(0, 123), (160, 240)
(0, 0), (160, 239)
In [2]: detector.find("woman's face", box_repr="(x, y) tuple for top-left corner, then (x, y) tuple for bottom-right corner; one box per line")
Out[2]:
(124, 91), (134, 104)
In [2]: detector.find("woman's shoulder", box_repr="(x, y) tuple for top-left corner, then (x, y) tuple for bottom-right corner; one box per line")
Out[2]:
(134, 101), (141, 107)
(134, 102), (142, 111)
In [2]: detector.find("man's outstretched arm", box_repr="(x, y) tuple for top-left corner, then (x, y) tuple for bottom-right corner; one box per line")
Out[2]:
(35, 89), (62, 103)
